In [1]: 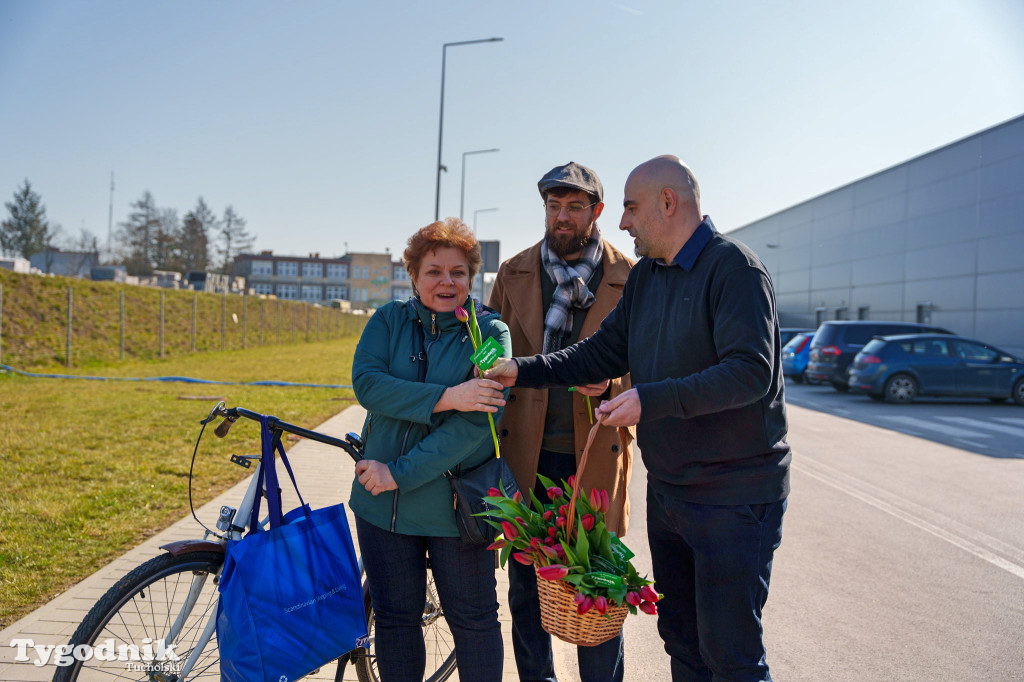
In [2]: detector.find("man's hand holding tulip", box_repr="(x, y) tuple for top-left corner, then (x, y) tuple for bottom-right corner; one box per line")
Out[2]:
(481, 357), (518, 387)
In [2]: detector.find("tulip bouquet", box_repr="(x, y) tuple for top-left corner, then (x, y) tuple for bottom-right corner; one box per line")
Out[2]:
(480, 474), (661, 618)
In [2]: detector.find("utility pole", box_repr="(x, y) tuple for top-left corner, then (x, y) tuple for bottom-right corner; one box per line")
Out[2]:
(107, 171), (115, 260)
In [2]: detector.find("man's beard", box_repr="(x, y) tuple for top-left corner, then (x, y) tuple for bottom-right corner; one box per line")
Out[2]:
(544, 219), (593, 258)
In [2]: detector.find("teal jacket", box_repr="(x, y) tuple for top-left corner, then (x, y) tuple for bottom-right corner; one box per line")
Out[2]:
(349, 297), (511, 536)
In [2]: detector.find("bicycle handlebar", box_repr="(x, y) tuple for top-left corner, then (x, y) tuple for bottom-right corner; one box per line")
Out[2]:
(211, 405), (363, 462)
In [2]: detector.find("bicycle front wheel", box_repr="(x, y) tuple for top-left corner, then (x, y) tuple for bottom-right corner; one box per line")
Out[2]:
(54, 551), (224, 682)
(349, 567), (457, 682)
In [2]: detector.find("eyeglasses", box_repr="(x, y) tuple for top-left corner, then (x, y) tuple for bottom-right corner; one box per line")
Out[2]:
(545, 201), (597, 217)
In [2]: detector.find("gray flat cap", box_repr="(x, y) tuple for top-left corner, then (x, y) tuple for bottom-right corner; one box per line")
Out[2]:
(537, 162), (603, 202)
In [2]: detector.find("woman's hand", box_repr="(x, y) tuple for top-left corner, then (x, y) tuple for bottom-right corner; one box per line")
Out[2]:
(433, 378), (507, 413)
(355, 459), (398, 496)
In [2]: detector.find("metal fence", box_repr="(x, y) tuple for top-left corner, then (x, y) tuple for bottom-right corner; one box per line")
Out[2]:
(0, 279), (368, 368)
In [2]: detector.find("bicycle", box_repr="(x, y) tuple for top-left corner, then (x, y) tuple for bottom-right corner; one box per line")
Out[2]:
(53, 403), (458, 682)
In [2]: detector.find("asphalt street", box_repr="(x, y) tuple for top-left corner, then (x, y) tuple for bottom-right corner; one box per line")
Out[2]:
(553, 391), (1024, 681)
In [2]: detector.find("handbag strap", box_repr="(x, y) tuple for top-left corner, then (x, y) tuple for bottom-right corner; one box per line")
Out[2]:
(248, 416), (311, 534)
(565, 420), (602, 536)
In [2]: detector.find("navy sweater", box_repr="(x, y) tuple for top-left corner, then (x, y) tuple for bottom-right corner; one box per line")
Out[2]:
(517, 218), (790, 505)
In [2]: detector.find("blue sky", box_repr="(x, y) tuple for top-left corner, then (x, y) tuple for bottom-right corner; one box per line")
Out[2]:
(2, 0), (1023, 263)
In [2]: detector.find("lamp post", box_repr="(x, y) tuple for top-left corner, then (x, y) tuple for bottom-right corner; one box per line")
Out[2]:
(460, 148), (499, 220)
(434, 37), (504, 220)
(473, 207), (499, 234)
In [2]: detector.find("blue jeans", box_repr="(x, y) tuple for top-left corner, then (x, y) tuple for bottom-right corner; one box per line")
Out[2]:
(507, 449), (624, 682)
(647, 487), (786, 682)
(355, 516), (503, 682)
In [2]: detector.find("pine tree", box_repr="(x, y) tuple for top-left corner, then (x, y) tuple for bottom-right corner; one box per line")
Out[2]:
(218, 205), (254, 273)
(179, 197), (216, 273)
(1, 179), (57, 259)
(116, 191), (161, 276)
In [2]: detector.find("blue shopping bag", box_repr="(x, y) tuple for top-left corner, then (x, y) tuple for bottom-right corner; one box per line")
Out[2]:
(217, 417), (367, 682)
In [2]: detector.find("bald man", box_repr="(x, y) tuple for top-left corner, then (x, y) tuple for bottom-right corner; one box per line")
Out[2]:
(485, 156), (791, 682)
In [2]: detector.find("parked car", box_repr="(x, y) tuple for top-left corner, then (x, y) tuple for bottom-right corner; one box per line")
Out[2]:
(806, 321), (953, 391)
(781, 332), (814, 383)
(780, 327), (814, 348)
(848, 334), (1024, 404)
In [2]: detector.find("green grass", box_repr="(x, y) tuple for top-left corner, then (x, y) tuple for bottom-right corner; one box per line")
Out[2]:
(0, 268), (365, 368)
(0, 337), (363, 627)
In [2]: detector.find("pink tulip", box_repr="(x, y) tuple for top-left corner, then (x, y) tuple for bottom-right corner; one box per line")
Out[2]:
(536, 564), (569, 581)
(639, 601), (658, 615)
(543, 510), (554, 522)
(626, 591), (642, 607)
(547, 486), (563, 501)
(581, 514), (595, 532)
(640, 585), (660, 602)
(487, 487), (501, 498)
(513, 491), (523, 503)
(513, 551), (534, 566)
(576, 595), (593, 615)
(553, 544), (567, 560)
(486, 538), (507, 551)
(539, 545), (559, 560)
(501, 521), (518, 540)
(567, 475), (576, 488)
(455, 306), (469, 323)
(558, 504), (569, 516)
(573, 592), (588, 606)
(556, 516), (567, 528)
(593, 595), (608, 615)
(598, 489), (610, 514)
(589, 488), (602, 511)
(548, 526), (559, 539)
(515, 516), (526, 525)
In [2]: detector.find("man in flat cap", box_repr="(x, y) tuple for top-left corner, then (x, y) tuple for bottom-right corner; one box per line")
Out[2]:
(488, 162), (635, 682)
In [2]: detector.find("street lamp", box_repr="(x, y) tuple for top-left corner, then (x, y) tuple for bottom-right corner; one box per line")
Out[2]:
(460, 148), (499, 220)
(473, 207), (499, 234)
(434, 37), (504, 220)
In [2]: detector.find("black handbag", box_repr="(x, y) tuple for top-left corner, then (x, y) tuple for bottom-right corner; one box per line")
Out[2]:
(412, 311), (521, 546)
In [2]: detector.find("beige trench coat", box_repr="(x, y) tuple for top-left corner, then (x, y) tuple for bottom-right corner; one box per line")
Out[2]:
(488, 240), (636, 536)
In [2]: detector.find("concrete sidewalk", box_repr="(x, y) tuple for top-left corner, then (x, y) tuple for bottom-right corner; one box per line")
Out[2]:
(0, 405), (519, 682)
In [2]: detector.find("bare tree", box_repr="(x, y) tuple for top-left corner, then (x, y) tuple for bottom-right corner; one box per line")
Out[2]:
(153, 208), (181, 271)
(217, 205), (254, 273)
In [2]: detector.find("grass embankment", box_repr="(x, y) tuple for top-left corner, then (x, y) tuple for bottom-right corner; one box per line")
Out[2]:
(0, 268), (361, 368)
(0, 338), (363, 627)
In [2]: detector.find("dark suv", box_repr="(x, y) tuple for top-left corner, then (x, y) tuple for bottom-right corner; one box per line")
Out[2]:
(806, 321), (953, 391)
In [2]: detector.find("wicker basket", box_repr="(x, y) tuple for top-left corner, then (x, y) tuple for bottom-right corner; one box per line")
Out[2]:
(536, 575), (628, 647)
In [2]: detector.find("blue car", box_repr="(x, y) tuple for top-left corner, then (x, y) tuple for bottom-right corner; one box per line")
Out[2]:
(781, 332), (814, 383)
(848, 334), (1024, 404)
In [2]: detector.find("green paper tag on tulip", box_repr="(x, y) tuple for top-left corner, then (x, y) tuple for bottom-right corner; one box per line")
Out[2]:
(471, 336), (503, 370)
(610, 536), (635, 562)
(587, 571), (624, 588)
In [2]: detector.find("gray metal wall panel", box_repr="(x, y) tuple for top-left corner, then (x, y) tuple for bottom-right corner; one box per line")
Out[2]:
(853, 193), (907, 231)
(978, 192), (1024, 238)
(853, 223), (905, 260)
(778, 244), (812, 272)
(849, 283), (905, 314)
(906, 170), (979, 217)
(905, 204), (978, 250)
(980, 153), (1024, 201)
(853, 166), (908, 203)
(975, 271), (1024, 309)
(905, 242), (977, 281)
(812, 212), (853, 241)
(811, 263), (851, 291)
(777, 269), (811, 294)
(907, 143), (984, 187)
(812, 235), (851, 267)
(978, 231), (1024, 274)
(974, 310), (1024, 356)
(904, 275), (976, 311)
(852, 253), (905, 286)
(930, 311), (976, 336)
(812, 187), (854, 218)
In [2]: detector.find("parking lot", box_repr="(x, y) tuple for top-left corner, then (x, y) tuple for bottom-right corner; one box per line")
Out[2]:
(784, 380), (1024, 459)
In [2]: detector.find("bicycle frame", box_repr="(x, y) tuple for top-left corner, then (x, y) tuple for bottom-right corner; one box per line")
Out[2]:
(162, 404), (365, 681)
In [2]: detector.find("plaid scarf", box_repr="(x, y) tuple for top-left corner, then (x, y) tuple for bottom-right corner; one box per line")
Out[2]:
(541, 225), (604, 353)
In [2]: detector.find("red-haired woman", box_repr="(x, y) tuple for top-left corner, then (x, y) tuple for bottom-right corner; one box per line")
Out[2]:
(350, 217), (511, 681)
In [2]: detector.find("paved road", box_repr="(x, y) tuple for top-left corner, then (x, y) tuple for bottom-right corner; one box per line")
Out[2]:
(555, 401), (1024, 681)
(785, 380), (1024, 459)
